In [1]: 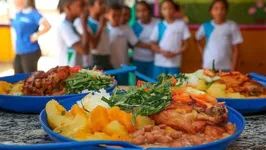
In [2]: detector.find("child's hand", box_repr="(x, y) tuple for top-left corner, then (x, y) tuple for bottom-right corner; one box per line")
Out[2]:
(30, 33), (38, 42)
(80, 8), (89, 23)
(162, 51), (178, 58)
(99, 15), (108, 29)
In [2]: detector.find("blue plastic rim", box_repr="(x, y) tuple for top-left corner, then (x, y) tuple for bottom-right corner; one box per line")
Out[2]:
(38, 95), (245, 150)
(0, 74), (116, 113)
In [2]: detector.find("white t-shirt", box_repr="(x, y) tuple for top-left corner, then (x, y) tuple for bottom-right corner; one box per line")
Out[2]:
(108, 23), (138, 68)
(55, 19), (80, 67)
(195, 20), (243, 70)
(75, 17), (110, 55)
(132, 18), (160, 62)
(150, 19), (191, 68)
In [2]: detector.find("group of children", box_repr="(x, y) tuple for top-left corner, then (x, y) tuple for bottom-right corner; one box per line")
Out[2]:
(56, 0), (243, 84)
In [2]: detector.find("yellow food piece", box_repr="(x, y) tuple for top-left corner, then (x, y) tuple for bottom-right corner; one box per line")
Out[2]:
(108, 106), (135, 133)
(103, 120), (129, 137)
(165, 126), (176, 132)
(135, 115), (155, 129)
(90, 106), (110, 132)
(0, 81), (13, 94)
(46, 100), (74, 130)
(206, 83), (227, 98)
(53, 113), (92, 137)
(196, 80), (207, 91)
(86, 132), (113, 140)
(69, 129), (93, 141)
(70, 104), (86, 116)
(8, 83), (23, 95)
(227, 93), (244, 99)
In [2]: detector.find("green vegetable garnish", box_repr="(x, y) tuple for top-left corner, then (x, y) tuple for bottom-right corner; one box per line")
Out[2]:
(102, 75), (173, 123)
(66, 69), (114, 94)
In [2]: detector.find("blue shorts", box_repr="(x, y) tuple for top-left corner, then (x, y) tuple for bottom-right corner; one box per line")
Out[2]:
(153, 66), (180, 79)
(115, 74), (129, 85)
(133, 60), (154, 79)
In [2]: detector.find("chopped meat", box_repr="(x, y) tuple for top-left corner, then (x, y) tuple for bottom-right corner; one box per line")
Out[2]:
(22, 66), (70, 96)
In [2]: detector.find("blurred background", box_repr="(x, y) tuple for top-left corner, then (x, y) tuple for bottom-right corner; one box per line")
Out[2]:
(0, 0), (265, 77)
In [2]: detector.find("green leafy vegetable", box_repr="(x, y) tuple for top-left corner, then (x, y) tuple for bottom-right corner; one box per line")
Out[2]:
(66, 70), (114, 94)
(102, 76), (173, 122)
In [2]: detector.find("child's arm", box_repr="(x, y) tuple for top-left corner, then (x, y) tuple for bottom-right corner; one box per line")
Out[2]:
(79, 12), (90, 53)
(90, 16), (107, 49)
(135, 42), (151, 50)
(232, 44), (240, 71)
(30, 11), (51, 42)
(231, 22), (243, 71)
(195, 25), (205, 55)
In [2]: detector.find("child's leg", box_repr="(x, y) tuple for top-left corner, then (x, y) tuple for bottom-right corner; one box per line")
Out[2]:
(167, 67), (181, 75)
(115, 74), (129, 85)
(133, 60), (154, 80)
(153, 66), (166, 80)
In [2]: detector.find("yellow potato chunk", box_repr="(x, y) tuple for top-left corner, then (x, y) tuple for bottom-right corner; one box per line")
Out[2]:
(103, 120), (129, 137)
(206, 83), (227, 98)
(227, 93), (244, 99)
(0, 81), (13, 94)
(46, 100), (74, 130)
(135, 116), (155, 129)
(197, 80), (207, 91)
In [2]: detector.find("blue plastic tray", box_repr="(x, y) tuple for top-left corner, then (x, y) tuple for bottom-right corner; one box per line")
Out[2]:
(0, 73), (116, 114)
(38, 95), (245, 150)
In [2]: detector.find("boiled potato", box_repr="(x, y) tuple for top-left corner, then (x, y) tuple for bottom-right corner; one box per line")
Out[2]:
(53, 113), (92, 137)
(69, 129), (93, 141)
(46, 100), (74, 129)
(227, 93), (244, 99)
(86, 132), (113, 140)
(103, 120), (128, 137)
(135, 116), (155, 129)
(196, 80), (207, 91)
(0, 81), (13, 94)
(206, 83), (227, 98)
(9, 83), (23, 95)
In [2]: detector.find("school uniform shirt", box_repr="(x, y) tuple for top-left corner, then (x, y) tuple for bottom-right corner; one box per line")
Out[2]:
(150, 19), (191, 68)
(132, 18), (160, 62)
(11, 8), (43, 55)
(108, 23), (138, 68)
(55, 19), (80, 67)
(195, 20), (243, 70)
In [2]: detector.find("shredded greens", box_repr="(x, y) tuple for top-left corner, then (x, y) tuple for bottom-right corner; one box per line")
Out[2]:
(102, 75), (173, 122)
(66, 70), (114, 94)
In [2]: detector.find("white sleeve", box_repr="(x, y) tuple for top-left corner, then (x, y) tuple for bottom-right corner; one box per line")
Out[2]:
(182, 23), (191, 40)
(73, 18), (83, 35)
(59, 23), (80, 47)
(150, 25), (159, 42)
(195, 25), (205, 40)
(231, 23), (243, 45)
(127, 27), (138, 46)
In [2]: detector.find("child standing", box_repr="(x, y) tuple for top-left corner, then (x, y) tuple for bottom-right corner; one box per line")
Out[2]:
(75, 0), (112, 70)
(150, 0), (190, 79)
(132, 1), (160, 78)
(107, 4), (139, 85)
(196, 0), (243, 71)
(56, 0), (89, 67)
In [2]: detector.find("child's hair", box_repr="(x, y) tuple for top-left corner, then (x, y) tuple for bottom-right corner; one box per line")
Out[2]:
(89, 0), (99, 6)
(57, 0), (64, 13)
(161, 0), (180, 12)
(136, 1), (152, 14)
(108, 3), (122, 12)
(122, 5), (131, 12)
(209, 0), (229, 11)
(60, 0), (77, 8)
(24, 0), (36, 9)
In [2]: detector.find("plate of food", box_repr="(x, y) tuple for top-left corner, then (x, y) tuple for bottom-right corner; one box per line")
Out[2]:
(0, 66), (116, 113)
(167, 69), (266, 114)
(39, 75), (245, 150)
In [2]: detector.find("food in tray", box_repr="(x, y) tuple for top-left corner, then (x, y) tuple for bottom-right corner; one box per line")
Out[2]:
(171, 69), (266, 98)
(45, 75), (236, 148)
(0, 66), (115, 96)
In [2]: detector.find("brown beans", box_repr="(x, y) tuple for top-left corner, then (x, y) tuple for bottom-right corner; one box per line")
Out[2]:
(132, 135), (145, 145)
(132, 129), (144, 137)
(154, 135), (169, 143)
(144, 125), (153, 132)
(144, 132), (155, 144)
(158, 124), (167, 129)
(169, 131), (182, 139)
(170, 140), (185, 148)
